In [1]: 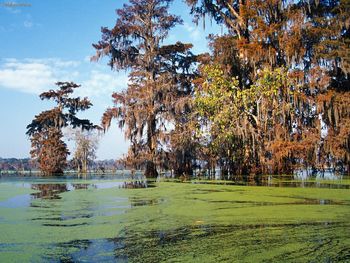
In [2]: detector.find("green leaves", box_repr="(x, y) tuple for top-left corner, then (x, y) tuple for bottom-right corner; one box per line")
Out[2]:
(194, 64), (299, 174)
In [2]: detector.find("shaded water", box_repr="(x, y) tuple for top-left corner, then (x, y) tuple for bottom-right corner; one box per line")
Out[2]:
(0, 174), (349, 262)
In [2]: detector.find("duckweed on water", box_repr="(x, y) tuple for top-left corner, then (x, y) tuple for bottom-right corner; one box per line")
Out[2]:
(0, 178), (349, 262)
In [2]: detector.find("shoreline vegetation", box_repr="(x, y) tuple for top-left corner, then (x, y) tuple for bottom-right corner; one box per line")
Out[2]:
(1, 157), (348, 185)
(1, 170), (349, 187)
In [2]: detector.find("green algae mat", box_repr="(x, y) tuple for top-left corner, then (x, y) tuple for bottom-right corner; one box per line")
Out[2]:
(0, 176), (349, 262)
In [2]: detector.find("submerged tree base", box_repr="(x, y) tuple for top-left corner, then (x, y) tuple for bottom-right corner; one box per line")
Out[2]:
(42, 170), (64, 176)
(144, 162), (158, 178)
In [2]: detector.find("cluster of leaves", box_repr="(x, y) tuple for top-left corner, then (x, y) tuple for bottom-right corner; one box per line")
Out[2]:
(194, 65), (300, 175)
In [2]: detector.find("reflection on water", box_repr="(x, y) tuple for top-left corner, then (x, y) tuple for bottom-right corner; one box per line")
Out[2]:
(191, 180), (350, 189)
(294, 168), (343, 180)
(71, 183), (90, 190)
(31, 184), (68, 199)
(271, 181), (350, 189)
(120, 180), (150, 189)
(129, 197), (164, 207)
(191, 174), (350, 189)
(0, 180), (153, 209)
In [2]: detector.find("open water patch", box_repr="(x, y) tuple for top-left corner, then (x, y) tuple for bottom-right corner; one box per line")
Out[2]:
(0, 194), (31, 208)
(44, 238), (126, 262)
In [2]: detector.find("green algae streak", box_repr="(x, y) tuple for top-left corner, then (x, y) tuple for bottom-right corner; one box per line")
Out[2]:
(0, 178), (349, 262)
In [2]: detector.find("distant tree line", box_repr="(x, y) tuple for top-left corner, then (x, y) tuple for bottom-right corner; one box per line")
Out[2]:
(0, 158), (36, 173)
(0, 157), (124, 174)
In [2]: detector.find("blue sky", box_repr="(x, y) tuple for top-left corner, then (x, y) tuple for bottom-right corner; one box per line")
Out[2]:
(0, 0), (220, 160)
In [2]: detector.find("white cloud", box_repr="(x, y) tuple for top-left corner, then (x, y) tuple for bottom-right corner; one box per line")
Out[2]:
(22, 58), (80, 68)
(84, 55), (92, 62)
(78, 70), (128, 98)
(182, 22), (201, 41)
(0, 58), (127, 98)
(23, 20), (32, 28)
(0, 58), (81, 94)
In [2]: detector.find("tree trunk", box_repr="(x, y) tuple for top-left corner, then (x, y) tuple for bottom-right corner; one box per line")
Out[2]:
(144, 161), (158, 178)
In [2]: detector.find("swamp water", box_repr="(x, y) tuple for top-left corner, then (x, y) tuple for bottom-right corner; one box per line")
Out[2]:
(0, 175), (349, 262)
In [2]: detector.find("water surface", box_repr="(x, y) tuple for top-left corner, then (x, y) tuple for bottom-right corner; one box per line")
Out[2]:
(0, 174), (349, 262)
